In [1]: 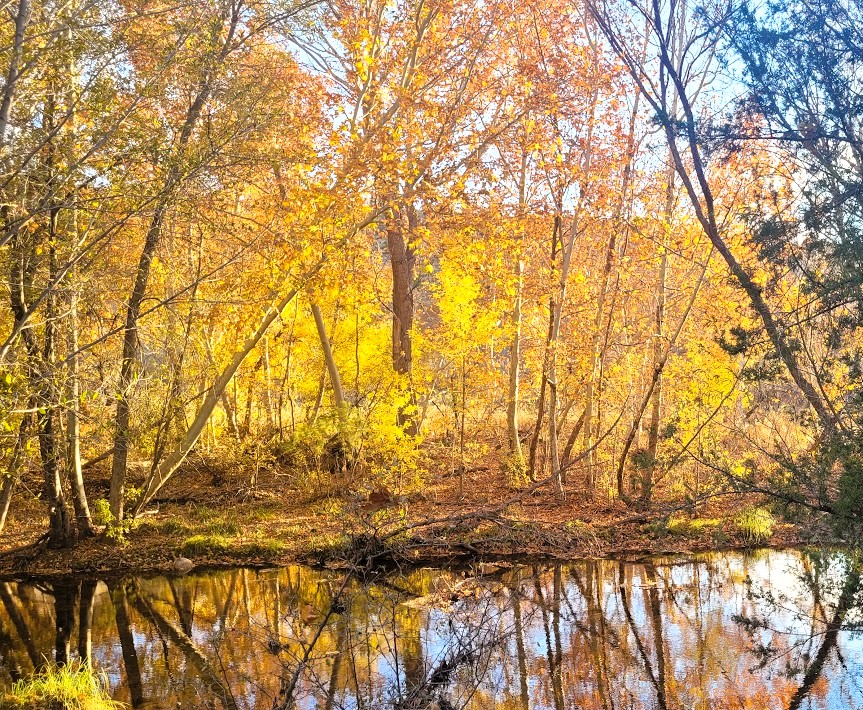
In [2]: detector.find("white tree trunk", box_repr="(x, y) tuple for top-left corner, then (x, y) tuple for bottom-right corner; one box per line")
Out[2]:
(311, 301), (346, 409)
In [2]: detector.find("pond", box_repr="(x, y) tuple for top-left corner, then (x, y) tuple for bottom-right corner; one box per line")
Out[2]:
(0, 549), (861, 709)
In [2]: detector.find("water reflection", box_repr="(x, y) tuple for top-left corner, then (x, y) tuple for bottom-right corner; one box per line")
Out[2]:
(0, 550), (860, 709)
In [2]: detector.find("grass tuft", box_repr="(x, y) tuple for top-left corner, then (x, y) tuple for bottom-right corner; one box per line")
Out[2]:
(2, 661), (124, 709)
(734, 507), (775, 544)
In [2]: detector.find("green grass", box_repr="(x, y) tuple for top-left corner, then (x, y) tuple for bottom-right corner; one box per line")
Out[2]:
(667, 516), (721, 537)
(734, 507), (775, 544)
(245, 501), (282, 522)
(193, 507), (242, 535)
(135, 518), (192, 536)
(144, 501), (297, 559)
(180, 530), (290, 559)
(202, 519), (241, 536)
(237, 538), (287, 557)
(180, 533), (232, 556)
(1, 661), (124, 709)
(137, 502), (277, 540)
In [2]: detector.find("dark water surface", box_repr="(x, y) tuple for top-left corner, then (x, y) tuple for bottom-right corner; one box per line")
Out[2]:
(0, 549), (861, 709)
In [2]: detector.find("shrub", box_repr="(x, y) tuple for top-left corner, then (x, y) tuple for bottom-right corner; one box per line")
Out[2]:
(92, 499), (129, 542)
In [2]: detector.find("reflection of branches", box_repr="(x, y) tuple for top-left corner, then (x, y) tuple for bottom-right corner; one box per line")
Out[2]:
(617, 564), (666, 709)
(109, 581), (146, 709)
(566, 565), (616, 709)
(533, 568), (564, 710)
(266, 568), (515, 710)
(643, 565), (668, 710)
(734, 554), (862, 709)
(0, 582), (40, 671)
(130, 581), (239, 710)
(395, 593), (515, 710)
(788, 562), (861, 710)
(271, 573), (352, 710)
(2, 552), (860, 707)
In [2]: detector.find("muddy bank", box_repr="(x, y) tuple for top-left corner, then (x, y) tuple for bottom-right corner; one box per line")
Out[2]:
(0, 462), (825, 578)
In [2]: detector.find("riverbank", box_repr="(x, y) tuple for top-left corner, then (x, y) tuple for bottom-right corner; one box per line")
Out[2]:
(0, 459), (820, 578)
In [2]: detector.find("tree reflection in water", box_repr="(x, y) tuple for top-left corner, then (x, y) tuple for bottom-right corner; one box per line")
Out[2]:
(734, 550), (863, 710)
(0, 550), (860, 709)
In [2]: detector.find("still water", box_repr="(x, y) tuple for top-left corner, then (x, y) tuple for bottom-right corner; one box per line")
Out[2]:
(0, 549), (861, 709)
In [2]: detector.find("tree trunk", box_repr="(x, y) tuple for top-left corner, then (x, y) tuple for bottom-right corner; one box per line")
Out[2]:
(263, 335), (274, 431)
(40, 275), (73, 547)
(0, 0), (29, 154)
(311, 301), (346, 409)
(582, 229), (615, 489)
(66, 269), (94, 535)
(528, 216), (560, 480)
(277, 300), (299, 439)
(110, 9), (240, 522)
(547, 213), (579, 498)
(644, 248), (668, 496)
(615, 247), (713, 499)
(42, 124), (74, 546)
(221, 392), (241, 441)
(642, 166), (675, 504)
(387, 203), (417, 434)
(309, 368), (326, 425)
(562, 410), (586, 464)
(581, 87), (641, 487)
(110, 201), (169, 522)
(507, 147), (529, 468)
(507, 257), (525, 466)
(0, 412), (31, 534)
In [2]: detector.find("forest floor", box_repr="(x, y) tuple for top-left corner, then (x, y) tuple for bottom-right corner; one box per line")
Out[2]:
(0, 446), (822, 578)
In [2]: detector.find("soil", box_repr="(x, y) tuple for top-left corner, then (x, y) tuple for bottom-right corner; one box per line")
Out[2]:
(0, 450), (824, 579)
